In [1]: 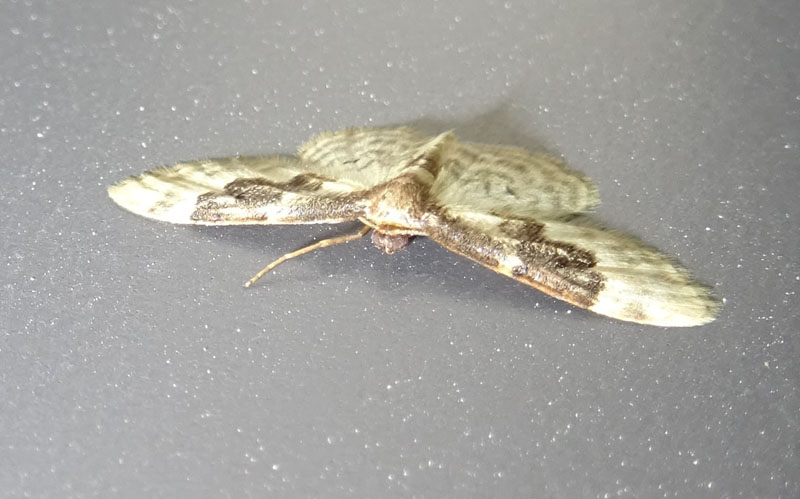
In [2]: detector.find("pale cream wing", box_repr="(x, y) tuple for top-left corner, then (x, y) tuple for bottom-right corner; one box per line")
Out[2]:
(297, 126), (436, 187)
(424, 208), (719, 327)
(430, 140), (599, 218)
(108, 155), (366, 225)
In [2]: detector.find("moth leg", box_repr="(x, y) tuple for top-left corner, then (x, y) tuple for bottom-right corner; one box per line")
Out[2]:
(244, 225), (371, 288)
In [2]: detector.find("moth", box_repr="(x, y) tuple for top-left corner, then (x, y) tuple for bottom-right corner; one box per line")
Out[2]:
(108, 126), (719, 327)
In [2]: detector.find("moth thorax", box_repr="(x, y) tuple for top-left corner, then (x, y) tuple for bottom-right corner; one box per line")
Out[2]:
(367, 174), (428, 229)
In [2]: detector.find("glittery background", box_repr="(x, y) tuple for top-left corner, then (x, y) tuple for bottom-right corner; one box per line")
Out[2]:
(2, 0), (797, 496)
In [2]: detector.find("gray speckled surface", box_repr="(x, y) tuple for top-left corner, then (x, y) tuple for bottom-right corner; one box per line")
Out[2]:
(1, 0), (798, 497)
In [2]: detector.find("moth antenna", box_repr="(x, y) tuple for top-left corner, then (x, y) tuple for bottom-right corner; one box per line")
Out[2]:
(244, 225), (371, 288)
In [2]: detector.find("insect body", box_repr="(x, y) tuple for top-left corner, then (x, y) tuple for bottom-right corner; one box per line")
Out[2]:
(109, 126), (719, 327)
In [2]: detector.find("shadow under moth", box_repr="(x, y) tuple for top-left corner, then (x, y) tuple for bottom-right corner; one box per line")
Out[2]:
(108, 126), (719, 327)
